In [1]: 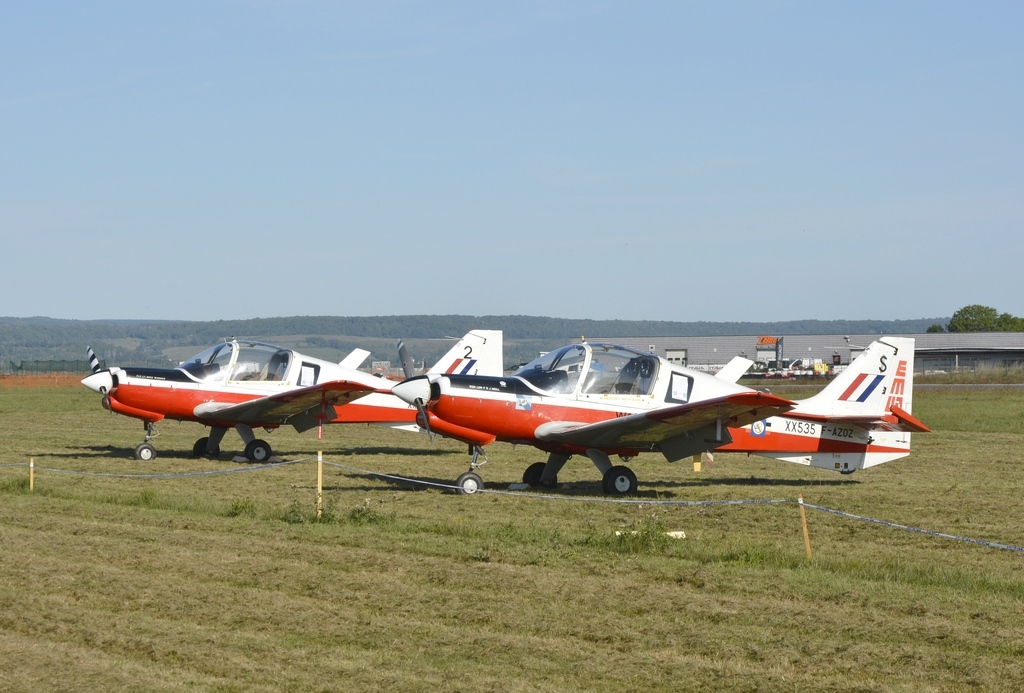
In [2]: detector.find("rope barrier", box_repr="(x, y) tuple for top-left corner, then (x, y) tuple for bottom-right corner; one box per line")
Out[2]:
(323, 459), (791, 507)
(801, 501), (1024, 553)
(5, 455), (1022, 552)
(326, 460), (1024, 550)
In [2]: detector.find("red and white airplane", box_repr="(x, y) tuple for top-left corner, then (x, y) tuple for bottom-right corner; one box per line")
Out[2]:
(82, 330), (502, 462)
(392, 337), (929, 494)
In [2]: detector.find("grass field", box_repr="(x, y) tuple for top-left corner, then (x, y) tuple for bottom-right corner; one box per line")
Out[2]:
(1, 377), (1023, 691)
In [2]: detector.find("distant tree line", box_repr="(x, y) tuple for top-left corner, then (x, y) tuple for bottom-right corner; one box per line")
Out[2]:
(2, 313), (950, 367)
(927, 305), (1024, 333)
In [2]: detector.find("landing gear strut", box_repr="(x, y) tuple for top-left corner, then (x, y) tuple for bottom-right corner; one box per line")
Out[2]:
(454, 445), (488, 495)
(521, 451), (639, 495)
(134, 421), (159, 461)
(191, 426), (273, 462)
(235, 424), (273, 463)
(192, 427), (227, 459)
(523, 453), (570, 488)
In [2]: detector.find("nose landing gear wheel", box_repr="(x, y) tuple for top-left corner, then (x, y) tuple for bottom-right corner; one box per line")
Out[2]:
(602, 465), (638, 495)
(244, 439), (273, 463)
(455, 471), (484, 495)
(134, 443), (156, 461)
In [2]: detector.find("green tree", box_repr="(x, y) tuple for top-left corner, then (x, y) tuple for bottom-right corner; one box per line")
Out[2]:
(926, 323), (945, 333)
(948, 305), (998, 332)
(947, 304), (1024, 332)
(995, 312), (1024, 331)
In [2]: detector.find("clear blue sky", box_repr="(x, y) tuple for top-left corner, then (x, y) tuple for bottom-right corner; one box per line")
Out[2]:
(2, 2), (1021, 323)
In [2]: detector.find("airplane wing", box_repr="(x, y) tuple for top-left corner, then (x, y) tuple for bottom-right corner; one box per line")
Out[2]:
(194, 379), (392, 430)
(535, 392), (795, 458)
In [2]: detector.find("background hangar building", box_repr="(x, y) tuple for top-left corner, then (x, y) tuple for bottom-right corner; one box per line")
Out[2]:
(583, 333), (1024, 374)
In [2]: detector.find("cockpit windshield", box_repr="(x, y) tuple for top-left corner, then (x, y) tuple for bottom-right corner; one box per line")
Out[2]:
(513, 344), (587, 394)
(229, 343), (292, 382)
(580, 345), (659, 396)
(178, 342), (235, 383)
(177, 341), (292, 384)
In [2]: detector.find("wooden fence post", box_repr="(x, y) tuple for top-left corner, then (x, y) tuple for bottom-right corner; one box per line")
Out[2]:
(798, 494), (812, 561)
(316, 451), (323, 520)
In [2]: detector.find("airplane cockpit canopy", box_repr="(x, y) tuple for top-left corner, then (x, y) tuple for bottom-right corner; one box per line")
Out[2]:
(514, 344), (587, 394)
(580, 344), (659, 396)
(177, 341), (292, 384)
(179, 342), (235, 383)
(513, 343), (659, 397)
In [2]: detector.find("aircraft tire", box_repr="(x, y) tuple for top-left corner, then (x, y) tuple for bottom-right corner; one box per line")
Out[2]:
(602, 465), (638, 496)
(522, 462), (547, 487)
(192, 437), (209, 458)
(134, 443), (156, 462)
(244, 439), (272, 463)
(455, 471), (484, 495)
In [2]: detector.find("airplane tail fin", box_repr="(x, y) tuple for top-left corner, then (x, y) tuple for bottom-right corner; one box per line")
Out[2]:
(427, 330), (504, 377)
(792, 337), (919, 422)
(716, 356), (754, 383)
(339, 348), (371, 370)
(724, 338), (928, 474)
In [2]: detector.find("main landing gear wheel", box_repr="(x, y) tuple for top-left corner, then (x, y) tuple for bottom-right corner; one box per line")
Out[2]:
(192, 437), (220, 459)
(244, 439), (273, 463)
(134, 443), (156, 461)
(522, 462), (547, 487)
(602, 465), (638, 496)
(455, 471), (484, 495)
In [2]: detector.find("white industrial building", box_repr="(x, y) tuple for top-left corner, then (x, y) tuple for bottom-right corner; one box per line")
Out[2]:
(581, 333), (1024, 373)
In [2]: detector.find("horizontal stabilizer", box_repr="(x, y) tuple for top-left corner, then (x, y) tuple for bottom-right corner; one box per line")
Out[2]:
(786, 404), (930, 434)
(887, 405), (931, 433)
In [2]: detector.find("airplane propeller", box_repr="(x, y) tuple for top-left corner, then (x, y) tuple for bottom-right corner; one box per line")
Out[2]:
(395, 339), (433, 441)
(397, 339), (416, 379)
(82, 346), (119, 416)
(87, 346), (102, 374)
(82, 347), (116, 396)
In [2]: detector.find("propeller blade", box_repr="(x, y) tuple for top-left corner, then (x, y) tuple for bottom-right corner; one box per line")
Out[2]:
(397, 339), (416, 379)
(87, 346), (102, 373)
(415, 400), (434, 442)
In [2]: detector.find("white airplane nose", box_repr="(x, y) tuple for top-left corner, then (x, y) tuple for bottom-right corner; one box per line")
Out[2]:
(81, 370), (114, 394)
(393, 377), (433, 406)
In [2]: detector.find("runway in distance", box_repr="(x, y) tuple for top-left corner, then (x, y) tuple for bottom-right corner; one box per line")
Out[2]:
(392, 337), (930, 494)
(82, 330), (502, 462)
